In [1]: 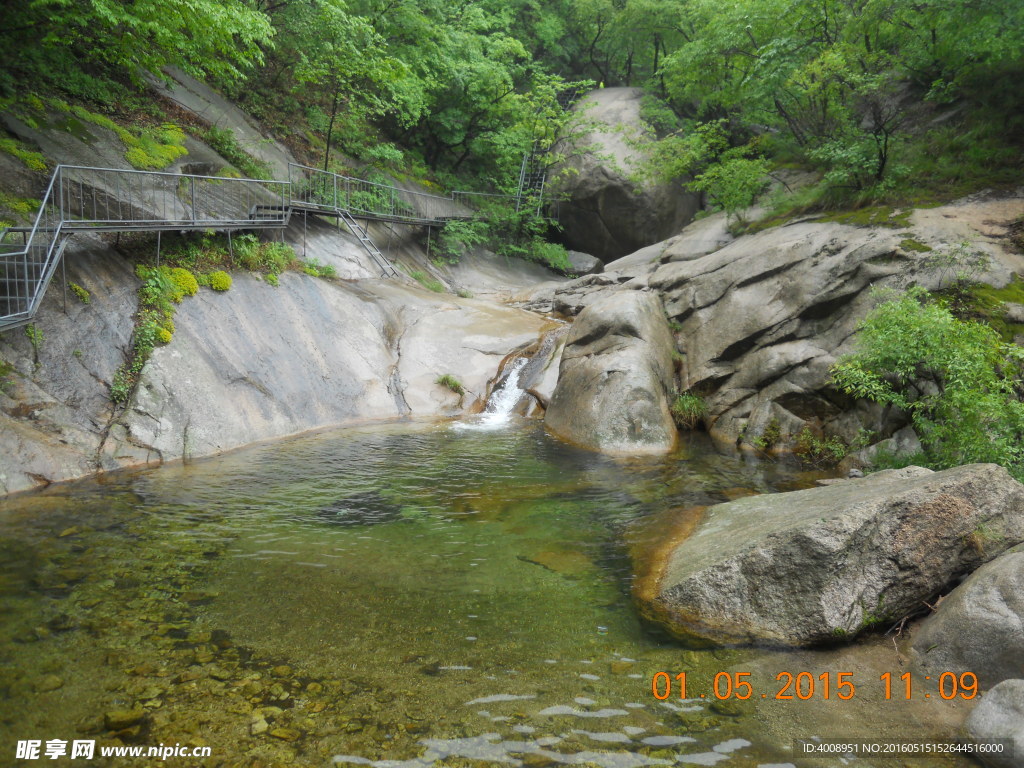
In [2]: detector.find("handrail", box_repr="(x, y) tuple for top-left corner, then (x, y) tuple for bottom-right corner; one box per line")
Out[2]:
(1, 167), (66, 326)
(2, 156), (546, 332)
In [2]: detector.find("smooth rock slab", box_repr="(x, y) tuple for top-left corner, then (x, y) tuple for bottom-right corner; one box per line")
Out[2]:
(912, 546), (1024, 688)
(545, 291), (676, 455)
(964, 679), (1024, 768)
(634, 464), (1024, 646)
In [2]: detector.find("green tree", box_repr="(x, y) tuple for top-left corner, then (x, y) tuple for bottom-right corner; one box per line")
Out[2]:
(831, 288), (1024, 479)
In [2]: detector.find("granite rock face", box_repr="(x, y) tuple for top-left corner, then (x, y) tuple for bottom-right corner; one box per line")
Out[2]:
(545, 291), (676, 455)
(552, 87), (700, 261)
(963, 679), (1024, 768)
(911, 546), (1024, 688)
(633, 464), (1024, 646)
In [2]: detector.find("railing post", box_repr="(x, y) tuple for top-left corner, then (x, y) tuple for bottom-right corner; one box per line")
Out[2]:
(333, 174), (338, 210)
(57, 167), (64, 224)
(190, 176), (196, 224)
(345, 178), (350, 210)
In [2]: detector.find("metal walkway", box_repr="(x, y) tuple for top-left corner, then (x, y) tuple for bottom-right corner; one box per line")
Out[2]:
(0, 161), (514, 333)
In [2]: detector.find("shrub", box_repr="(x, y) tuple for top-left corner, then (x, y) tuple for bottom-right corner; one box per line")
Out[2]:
(0, 137), (47, 172)
(792, 427), (849, 468)
(670, 392), (707, 429)
(169, 267), (198, 298)
(408, 269), (446, 293)
(208, 271), (233, 291)
(157, 328), (173, 344)
(68, 282), (90, 304)
(831, 287), (1024, 480)
(203, 125), (272, 179)
(436, 374), (465, 396)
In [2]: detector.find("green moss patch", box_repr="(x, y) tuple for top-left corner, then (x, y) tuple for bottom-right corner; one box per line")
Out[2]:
(819, 206), (913, 229)
(898, 237), (933, 253)
(0, 137), (47, 172)
(49, 100), (187, 170)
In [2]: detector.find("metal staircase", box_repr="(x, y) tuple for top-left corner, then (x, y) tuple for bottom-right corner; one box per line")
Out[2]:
(0, 158), (547, 333)
(338, 210), (399, 278)
(515, 143), (548, 216)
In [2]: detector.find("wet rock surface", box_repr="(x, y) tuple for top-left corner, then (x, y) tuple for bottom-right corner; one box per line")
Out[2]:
(536, 195), (1024, 451)
(634, 464), (1024, 646)
(964, 679), (1024, 768)
(911, 546), (1024, 688)
(546, 291), (677, 455)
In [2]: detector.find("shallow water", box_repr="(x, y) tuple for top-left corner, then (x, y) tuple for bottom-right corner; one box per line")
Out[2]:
(0, 420), (973, 766)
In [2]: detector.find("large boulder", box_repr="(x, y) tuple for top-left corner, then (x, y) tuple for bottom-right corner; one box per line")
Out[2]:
(911, 546), (1024, 688)
(542, 196), (1024, 453)
(633, 464), (1024, 646)
(964, 679), (1024, 768)
(553, 88), (699, 262)
(545, 291), (676, 455)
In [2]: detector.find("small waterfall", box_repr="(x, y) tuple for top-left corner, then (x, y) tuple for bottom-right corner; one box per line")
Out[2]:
(452, 357), (528, 431)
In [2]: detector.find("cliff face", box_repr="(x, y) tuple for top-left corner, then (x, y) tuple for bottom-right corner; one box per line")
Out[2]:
(516, 193), (1024, 453)
(0, 228), (556, 495)
(0, 71), (562, 495)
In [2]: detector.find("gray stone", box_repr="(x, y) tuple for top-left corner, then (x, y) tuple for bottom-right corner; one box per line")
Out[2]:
(563, 250), (604, 276)
(964, 679), (1024, 768)
(912, 547), (1024, 688)
(1004, 302), (1024, 325)
(148, 68), (298, 180)
(545, 291), (676, 455)
(551, 88), (700, 261)
(634, 464), (1024, 646)
(1, 229), (549, 495)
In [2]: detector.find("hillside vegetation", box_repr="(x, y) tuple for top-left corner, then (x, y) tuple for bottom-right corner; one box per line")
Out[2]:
(1, 0), (1022, 220)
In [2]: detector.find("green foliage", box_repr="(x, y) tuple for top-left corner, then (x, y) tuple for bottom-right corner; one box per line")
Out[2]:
(111, 264), (200, 404)
(68, 283), (90, 304)
(831, 287), (1024, 480)
(0, 357), (14, 394)
(922, 241), (992, 292)
(203, 126), (271, 179)
(899, 238), (933, 253)
(24, 324), (43, 354)
(750, 418), (783, 451)
(0, 192), (41, 222)
(438, 219), (490, 263)
(233, 234), (296, 275)
(690, 156), (771, 223)
(0, 0), (272, 96)
(208, 271), (233, 292)
(0, 137), (47, 172)
(640, 120), (769, 221)
(57, 103), (187, 170)
(407, 269), (446, 293)
(670, 393), (707, 430)
(300, 258), (337, 279)
(265, 272), (280, 287)
(169, 268), (199, 299)
(436, 374), (465, 396)
(792, 428), (849, 469)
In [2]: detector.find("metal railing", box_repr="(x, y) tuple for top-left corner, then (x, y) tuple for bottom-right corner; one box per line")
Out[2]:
(1, 160), (544, 332)
(287, 163), (475, 224)
(1, 170), (66, 327)
(1, 165), (289, 331)
(58, 165), (288, 231)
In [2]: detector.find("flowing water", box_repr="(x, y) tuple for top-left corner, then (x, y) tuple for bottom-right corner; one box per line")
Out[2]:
(0, 421), (972, 767)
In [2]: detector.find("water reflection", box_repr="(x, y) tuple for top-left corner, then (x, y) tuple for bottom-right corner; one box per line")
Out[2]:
(0, 421), (965, 767)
